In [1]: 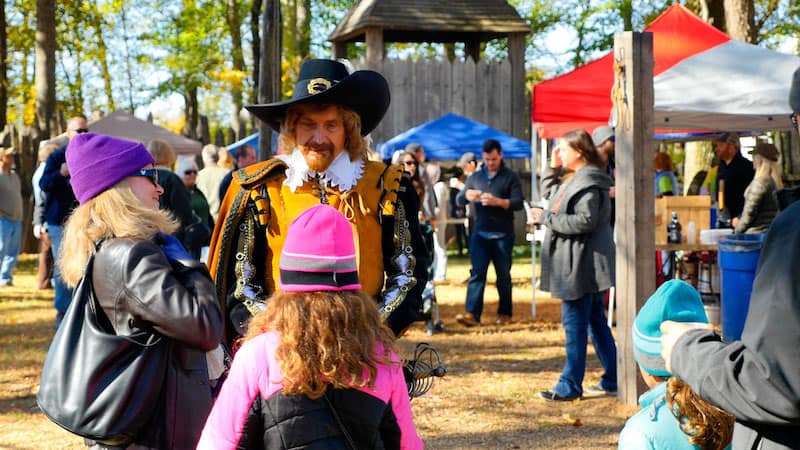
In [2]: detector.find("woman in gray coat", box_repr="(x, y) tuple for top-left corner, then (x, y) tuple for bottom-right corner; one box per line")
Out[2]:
(530, 128), (617, 401)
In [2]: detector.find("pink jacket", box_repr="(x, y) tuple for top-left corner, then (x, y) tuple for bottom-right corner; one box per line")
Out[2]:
(197, 331), (424, 449)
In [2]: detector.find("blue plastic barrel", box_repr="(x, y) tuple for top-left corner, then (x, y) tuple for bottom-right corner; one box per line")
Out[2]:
(717, 234), (765, 342)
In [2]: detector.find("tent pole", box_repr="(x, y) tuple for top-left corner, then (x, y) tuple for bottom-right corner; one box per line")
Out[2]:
(530, 125), (539, 319)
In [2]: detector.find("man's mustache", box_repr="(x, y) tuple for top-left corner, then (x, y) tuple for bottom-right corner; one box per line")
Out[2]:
(304, 142), (335, 153)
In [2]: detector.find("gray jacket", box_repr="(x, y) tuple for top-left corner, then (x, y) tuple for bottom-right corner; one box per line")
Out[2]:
(539, 165), (614, 300)
(734, 176), (779, 234)
(671, 201), (800, 450)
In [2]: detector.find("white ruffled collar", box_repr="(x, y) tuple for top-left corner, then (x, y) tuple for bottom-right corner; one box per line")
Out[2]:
(278, 149), (364, 192)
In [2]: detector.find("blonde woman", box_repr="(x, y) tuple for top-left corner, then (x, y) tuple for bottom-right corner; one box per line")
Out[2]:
(59, 133), (222, 449)
(732, 143), (782, 234)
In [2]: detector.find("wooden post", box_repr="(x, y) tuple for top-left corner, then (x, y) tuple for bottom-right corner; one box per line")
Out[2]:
(508, 32), (527, 140)
(465, 39), (480, 62)
(614, 31), (655, 406)
(365, 28), (384, 70)
(258, 0), (281, 160)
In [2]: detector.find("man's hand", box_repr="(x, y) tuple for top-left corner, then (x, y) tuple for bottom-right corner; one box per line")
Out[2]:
(33, 224), (44, 239)
(480, 192), (508, 208)
(465, 189), (482, 202)
(660, 320), (713, 372)
(59, 163), (70, 177)
(731, 217), (740, 227)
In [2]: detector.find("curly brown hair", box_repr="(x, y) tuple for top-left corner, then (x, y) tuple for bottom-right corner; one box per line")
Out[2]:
(245, 290), (397, 399)
(666, 377), (734, 450)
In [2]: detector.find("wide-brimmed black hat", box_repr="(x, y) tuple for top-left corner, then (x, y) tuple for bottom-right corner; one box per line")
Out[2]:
(245, 59), (390, 136)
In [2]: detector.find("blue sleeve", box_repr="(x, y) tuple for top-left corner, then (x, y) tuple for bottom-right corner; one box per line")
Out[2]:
(618, 423), (655, 450)
(506, 172), (524, 211)
(39, 149), (69, 193)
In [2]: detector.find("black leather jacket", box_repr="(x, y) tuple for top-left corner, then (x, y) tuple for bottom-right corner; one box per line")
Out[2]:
(93, 239), (223, 449)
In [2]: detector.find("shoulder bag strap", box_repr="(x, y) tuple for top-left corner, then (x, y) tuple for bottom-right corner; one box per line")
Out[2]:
(323, 389), (357, 450)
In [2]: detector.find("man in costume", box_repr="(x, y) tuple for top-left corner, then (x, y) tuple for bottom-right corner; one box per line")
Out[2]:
(208, 59), (428, 343)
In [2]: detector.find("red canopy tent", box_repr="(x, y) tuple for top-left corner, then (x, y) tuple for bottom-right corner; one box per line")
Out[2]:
(532, 4), (730, 139)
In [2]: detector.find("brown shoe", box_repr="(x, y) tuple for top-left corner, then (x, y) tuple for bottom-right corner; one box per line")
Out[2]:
(495, 314), (511, 325)
(455, 312), (479, 327)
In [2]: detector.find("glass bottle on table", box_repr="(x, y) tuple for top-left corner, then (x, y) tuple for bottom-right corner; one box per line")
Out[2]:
(667, 211), (683, 244)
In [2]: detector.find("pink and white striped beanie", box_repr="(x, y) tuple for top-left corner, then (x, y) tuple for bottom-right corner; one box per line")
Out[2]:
(279, 204), (361, 292)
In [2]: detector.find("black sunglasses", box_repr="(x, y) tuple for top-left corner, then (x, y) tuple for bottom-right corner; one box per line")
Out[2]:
(132, 168), (159, 187)
(74, 128), (89, 134)
(184, 169), (198, 175)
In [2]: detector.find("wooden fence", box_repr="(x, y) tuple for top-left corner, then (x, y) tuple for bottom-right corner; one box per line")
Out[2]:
(355, 58), (530, 147)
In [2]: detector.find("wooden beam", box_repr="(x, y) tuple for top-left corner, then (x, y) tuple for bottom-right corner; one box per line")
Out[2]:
(365, 28), (384, 69)
(614, 31), (655, 406)
(332, 41), (347, 59)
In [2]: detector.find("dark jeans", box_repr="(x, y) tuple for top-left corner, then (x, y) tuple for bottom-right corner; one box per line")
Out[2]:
(554, 291), (617, 398)
(464, 232), (514, 322)
(453, 223), (467, 255)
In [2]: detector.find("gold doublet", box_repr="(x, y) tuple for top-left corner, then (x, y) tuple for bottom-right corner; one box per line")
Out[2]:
(207, 158), (415, 336)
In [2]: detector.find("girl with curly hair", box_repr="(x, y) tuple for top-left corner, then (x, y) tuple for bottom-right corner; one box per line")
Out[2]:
(198, 204), (423, 449)
(619, 280), (733, 449)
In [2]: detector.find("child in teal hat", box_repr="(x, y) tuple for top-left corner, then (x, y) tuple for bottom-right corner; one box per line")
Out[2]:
(618, 280), (733, 450)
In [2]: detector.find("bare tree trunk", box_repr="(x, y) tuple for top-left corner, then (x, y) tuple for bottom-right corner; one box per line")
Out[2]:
(619, 0), (633, 31)
(120, 5), (136, 113)
(227, 0), (245, 132)
(699, 0), (726, 31)
(35, 0), (56, 136)
(258, 0), (281, 160)
(0, 0), (7, 128)
(183, 86), (199, 139)
(297, 0), (310, 57)
(91, 10), (115, 113)
(724, 0), (755, 42)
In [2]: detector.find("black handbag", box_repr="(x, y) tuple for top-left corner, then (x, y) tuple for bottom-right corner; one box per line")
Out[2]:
(37, 250), (169, 445)
(183, 212), (212, 249)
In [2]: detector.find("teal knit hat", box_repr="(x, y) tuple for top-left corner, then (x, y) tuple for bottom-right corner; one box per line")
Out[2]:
(633, 280), (708, 376)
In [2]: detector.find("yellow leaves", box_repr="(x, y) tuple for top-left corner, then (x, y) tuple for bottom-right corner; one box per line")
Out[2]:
(211, 68), (248, 86)
(150, 114), (186, 135)
(563, 413), (583, 427)
(22, 97), (37, 126)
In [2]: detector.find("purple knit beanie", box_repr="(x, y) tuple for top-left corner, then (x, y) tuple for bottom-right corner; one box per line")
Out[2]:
(66, 133), (155, 204)
(279, 204), (361, 292)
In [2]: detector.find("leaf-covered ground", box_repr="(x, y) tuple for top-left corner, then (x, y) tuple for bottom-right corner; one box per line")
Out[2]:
(0, 254), (637, 449)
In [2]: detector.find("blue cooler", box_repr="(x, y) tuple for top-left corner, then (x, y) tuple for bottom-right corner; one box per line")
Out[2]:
(717, 234), (765, 342)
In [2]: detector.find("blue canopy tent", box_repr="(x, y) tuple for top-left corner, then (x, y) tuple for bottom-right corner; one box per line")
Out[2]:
(226, 131), (279, 157)
(376, 113), (530, 160)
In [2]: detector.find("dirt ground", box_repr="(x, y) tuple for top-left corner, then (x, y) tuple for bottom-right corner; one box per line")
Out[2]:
(0, 254), (638, 449)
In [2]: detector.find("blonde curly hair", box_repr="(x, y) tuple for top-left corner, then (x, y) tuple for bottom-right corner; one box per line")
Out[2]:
(245, 289), (397, 399)
(667, 376), (734, 450)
